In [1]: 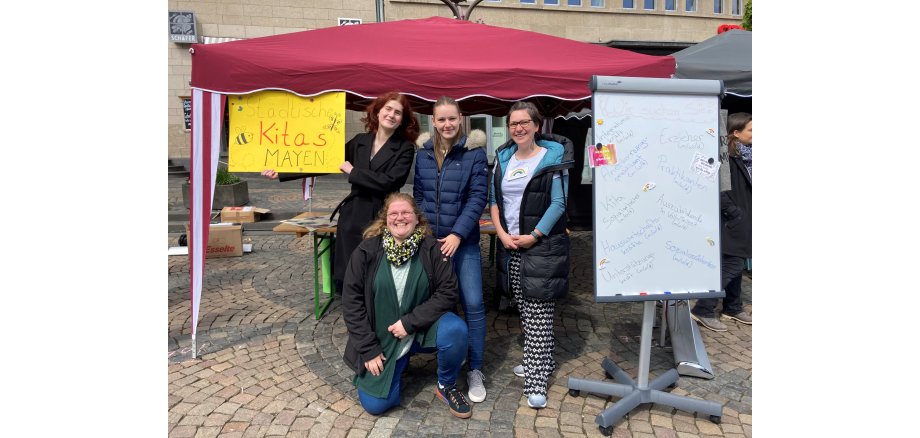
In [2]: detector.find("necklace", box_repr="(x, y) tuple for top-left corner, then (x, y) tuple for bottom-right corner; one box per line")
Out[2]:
(513, 154), (537, 165)
(514, 142), (539, 161)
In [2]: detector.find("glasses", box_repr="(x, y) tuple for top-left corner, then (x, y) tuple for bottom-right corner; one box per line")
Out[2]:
(387, 211), (414, 219)
(508, 119), (532, 129)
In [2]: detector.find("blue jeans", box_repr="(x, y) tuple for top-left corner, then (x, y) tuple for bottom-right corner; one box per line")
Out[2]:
(454, 242), (486, 371)
(357, 312), (468, 415)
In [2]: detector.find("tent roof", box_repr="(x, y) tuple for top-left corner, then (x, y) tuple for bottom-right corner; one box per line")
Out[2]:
(190, 16), (675, 116)
(672, 29), (751, 97)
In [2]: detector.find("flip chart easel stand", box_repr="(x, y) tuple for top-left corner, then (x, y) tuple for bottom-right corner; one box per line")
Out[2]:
(661, 300), (715, 379)
(567, 301), (723, 436)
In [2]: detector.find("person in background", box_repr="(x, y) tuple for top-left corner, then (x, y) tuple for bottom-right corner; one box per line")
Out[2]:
(691, 112), (752, 331)
(489, 101), (573, 409)
(263, 92), (419, 292)
(414, 96), (489, 403)
(341, 193), (471, 419)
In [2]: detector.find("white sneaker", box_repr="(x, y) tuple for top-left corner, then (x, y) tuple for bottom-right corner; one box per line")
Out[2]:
(467, 370), (486, 403)
(512, 364), (524, 377)
(527, 394), (547, 409)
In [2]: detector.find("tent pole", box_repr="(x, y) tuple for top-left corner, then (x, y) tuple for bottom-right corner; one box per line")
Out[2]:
(438, 1), (460, 19)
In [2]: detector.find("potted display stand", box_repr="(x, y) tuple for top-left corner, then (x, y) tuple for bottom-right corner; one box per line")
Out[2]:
(182, 166), (250, 210)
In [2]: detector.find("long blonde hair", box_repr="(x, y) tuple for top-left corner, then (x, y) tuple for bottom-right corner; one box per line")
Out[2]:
(362, 193), (432, 239)
(433, 96), (462, 170)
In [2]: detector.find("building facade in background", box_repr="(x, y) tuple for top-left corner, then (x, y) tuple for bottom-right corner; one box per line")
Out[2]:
(168, 0), (746, 160)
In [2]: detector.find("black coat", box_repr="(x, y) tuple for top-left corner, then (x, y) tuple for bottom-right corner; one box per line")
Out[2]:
(332, 132), (415, 284)
(720, 155), (752, 258)
(341, 235), (459, 375)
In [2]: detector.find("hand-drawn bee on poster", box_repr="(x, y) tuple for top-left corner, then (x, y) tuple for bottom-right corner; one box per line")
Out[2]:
(323, 113), (343, 134)
(234, 128), (254, 145)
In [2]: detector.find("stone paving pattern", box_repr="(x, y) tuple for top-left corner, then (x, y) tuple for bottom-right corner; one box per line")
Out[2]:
(168, 174), (752, 437)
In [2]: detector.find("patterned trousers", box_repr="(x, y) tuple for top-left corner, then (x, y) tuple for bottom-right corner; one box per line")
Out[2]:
(509, 250), (557, 396)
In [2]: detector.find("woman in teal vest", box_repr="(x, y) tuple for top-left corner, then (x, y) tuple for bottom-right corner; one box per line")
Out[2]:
(341, 192), (472, 418)
(490, 101), (573, 409)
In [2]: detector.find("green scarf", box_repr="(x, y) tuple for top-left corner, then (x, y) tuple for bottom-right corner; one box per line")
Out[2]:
(353, 252), (438, 398)
(382, 228), (424, 266)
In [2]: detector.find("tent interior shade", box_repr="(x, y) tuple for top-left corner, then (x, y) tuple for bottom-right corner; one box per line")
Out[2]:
(190, 16), (675, 116)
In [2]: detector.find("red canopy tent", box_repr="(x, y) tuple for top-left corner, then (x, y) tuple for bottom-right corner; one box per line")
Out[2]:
(185, 17), (675, 355)
(191, 16), (674, 116)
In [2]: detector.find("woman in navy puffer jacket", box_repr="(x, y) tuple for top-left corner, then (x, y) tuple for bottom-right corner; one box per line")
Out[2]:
(413, 96), (489, 404)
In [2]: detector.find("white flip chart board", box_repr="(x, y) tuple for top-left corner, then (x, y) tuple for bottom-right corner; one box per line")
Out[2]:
(590, 76), (725, 302)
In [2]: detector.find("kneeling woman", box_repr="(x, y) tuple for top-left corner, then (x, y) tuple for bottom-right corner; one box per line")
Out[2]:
(341, 193), (472, 418)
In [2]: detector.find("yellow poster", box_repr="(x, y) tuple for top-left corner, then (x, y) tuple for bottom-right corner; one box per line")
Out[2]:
(228, 91), (346, 173)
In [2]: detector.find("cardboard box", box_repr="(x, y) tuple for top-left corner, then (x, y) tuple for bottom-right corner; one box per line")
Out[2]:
(185, 223), (243, 258)
(220, 206), (270, 223)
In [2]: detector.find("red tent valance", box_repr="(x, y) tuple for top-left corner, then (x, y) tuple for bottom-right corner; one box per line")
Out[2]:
(191, 16), (674, 116)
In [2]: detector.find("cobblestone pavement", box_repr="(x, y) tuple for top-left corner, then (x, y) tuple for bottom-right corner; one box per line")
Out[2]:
(168, 174), (752, 437)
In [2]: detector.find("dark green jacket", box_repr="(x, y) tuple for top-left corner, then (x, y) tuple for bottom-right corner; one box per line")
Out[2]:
(341, 235), (459, 375)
